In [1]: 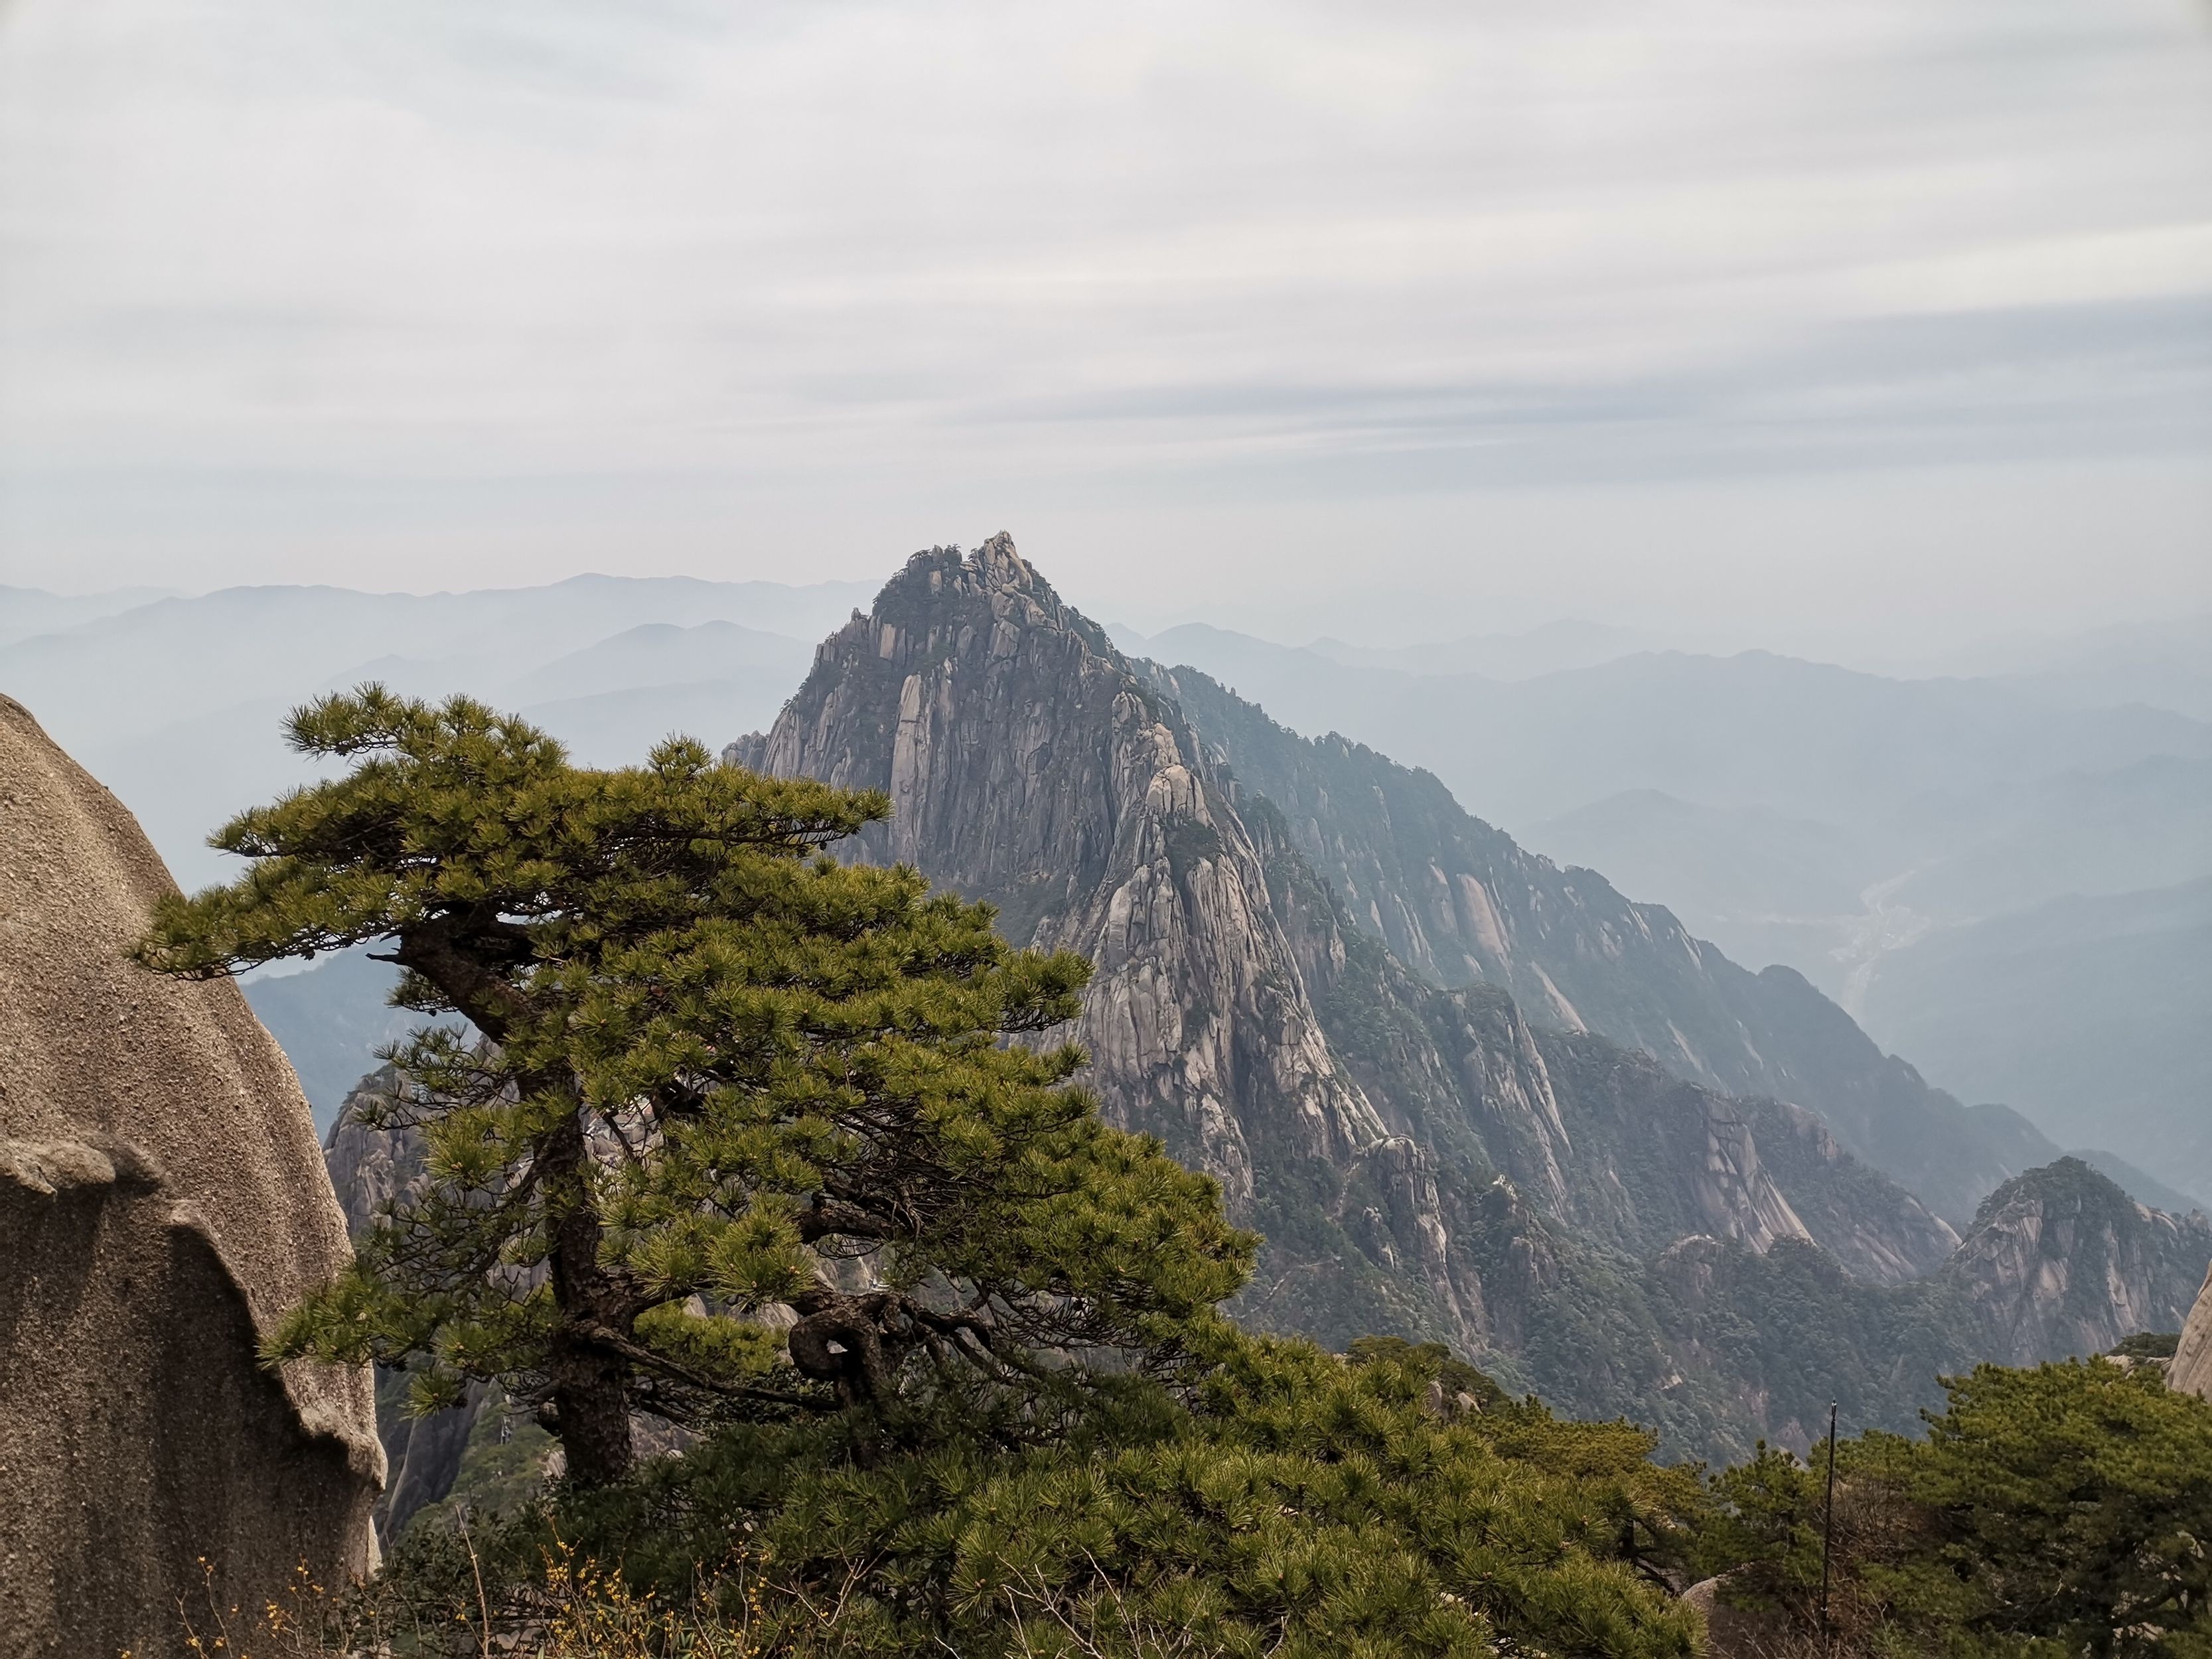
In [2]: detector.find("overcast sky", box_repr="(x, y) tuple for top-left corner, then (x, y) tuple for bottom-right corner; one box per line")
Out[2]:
(1, 0), (2207, 648)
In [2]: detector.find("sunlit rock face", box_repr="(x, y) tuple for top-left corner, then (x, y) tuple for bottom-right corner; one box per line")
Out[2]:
(0, 695), (382, 1659)
(1942, 1158), (2212, 1366)
(2172, 1266), (2212, 1402)
(735, 536), (1387, 1218)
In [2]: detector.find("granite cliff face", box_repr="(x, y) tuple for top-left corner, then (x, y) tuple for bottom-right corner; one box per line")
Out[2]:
(1940, 1158), (2212, 1366)
(1649, 1157), (2212, 1452)
(1144, 663), (2063, 1227)
(724, 540), (2024, 1451)
(324, 1065), (421, 1239)
(1240, 793), (1960, 1288)
(2172, 1265), (2212, 1402)
(735, 538), (1387, 1220)
(0, 695), (382, 1659)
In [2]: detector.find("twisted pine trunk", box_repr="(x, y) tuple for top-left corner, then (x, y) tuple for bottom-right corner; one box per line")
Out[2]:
(539, 1107), (636, 1488)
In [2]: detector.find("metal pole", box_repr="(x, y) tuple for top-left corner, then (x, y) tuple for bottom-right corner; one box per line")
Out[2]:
(1819, 1400), (1839, 1650)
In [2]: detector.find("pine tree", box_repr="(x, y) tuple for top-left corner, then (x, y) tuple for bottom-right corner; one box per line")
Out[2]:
(1885, 1360), (2212, 1654)
(372, 1333), (1707, 1658)
(1694, 1359), (2212, 1656)
(137, 687), (1252, 1487)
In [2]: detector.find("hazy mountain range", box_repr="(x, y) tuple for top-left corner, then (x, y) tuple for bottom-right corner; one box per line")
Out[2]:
(0, 584), (178, 646)
(1962, 615), (2212, 724)
(1110, 618), (2212, 1204)
(0, 577), (868, 890)
(3, 577), (2205, 1207)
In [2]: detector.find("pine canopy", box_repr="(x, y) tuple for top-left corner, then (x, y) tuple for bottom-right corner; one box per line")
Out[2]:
(137, 687), (1254, 1486)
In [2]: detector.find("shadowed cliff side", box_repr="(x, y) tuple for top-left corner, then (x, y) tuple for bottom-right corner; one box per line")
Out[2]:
(322, 1066), (496, 1544)
(0, 695), (382, 1659)
(1140, 660), (2072, 1228)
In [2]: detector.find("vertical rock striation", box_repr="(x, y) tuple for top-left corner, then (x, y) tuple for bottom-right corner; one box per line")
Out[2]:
(0, 695), (382, 1659)
(323, 1066), (495, 1544)
(1941, 1158), (2212, 1366)
(734, 538), (1387, 1214)
(1140, 662), (2068, 1226)
(2171, 1265), (2212, 1402)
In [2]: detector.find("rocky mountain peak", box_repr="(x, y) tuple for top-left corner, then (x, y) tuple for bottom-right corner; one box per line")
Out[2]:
(898, 530), (1054, 605)
(732, 536), (1389, 1212)
(1945, 1157), (2212, 1364)
(859, 534), (1110, 669)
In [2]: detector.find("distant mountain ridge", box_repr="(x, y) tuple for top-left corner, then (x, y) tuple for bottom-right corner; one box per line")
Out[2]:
(1862, 879), (2212, 1202)
(1112, 628), (2212, 832)
(1140, 660), (2067, 1227)
(1527, 755), (2212, 1013)
(1125, 617), (2211, 1204)
(1970, 613), (2212, 723)
(0, 574), (869, 748)
(1111, 618), (1654, 684)
(0, 585), (177, 646)
(0, 574), (869, 888)
(500, 619), (813, 706)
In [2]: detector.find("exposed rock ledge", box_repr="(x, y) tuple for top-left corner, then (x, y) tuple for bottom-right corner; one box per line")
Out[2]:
(0, 694), (382, 1658)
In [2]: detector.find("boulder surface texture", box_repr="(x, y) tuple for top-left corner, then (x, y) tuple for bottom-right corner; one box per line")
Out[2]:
(0, 695), (381, 1658)
(2174, 1264), (2212, 1402)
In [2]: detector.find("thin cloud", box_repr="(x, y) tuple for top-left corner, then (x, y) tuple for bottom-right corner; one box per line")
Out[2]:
(0, 0), (2205, 622)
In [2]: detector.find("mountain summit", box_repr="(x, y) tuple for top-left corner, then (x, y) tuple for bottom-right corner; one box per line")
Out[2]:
(739, 535), (1384, 1215)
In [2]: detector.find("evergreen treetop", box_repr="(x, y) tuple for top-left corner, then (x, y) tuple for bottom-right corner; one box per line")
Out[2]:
(1696, 1358), (2212, 1656)
(137, 687), (1253, 1486)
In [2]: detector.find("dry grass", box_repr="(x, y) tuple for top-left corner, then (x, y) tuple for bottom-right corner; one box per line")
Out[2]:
(162, 1532), (1238, 1658)
(130, 1557), (353, 1659)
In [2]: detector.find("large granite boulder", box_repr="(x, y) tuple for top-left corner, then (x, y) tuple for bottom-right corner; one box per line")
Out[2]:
(2173, 1264), (2212, 1402)
(0, 695), (382, 1657)
(1679, 1574), (1791, 1658)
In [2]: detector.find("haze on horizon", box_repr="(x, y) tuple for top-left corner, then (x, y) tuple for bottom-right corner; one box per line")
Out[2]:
(2, 0), (2208, 654)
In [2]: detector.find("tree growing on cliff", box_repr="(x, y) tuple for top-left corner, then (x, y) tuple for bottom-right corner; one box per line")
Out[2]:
(137, 686), (1252, 1487)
